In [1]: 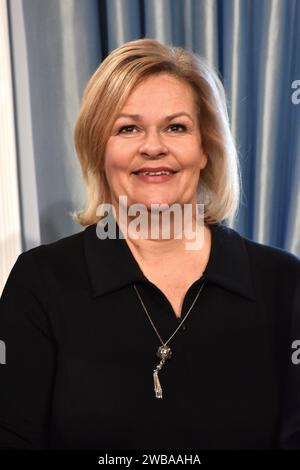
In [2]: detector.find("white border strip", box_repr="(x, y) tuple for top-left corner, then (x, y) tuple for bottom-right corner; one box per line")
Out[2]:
(8, 0), (41, 251)
(0, 0), (22, 294)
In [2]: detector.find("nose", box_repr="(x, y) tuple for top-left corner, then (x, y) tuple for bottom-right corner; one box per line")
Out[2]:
(138, 129), (168, 158)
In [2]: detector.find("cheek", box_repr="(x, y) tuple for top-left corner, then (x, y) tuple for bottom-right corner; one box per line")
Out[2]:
(104, 158), (126, 180)
(175, 143), (204, 170)
(105, 142), (134, 173)
(188, 141), (206, 169)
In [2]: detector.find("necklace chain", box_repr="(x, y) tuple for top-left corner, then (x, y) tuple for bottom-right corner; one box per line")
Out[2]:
(133, 280), (206, 398)
(133, 280), (205, 399)
(133, 280), (205, 346)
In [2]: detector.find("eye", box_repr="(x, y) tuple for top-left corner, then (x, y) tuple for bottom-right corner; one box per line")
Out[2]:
(118, 125), (138, 134)
(116, 123), (187, 134)
(167, 123), (187, 132)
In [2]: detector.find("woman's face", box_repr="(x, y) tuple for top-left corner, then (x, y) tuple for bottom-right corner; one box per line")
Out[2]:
(104, 73), (207, 212)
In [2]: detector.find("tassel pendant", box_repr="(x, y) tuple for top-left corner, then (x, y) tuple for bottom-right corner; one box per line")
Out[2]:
(153, 368), (163, 399)
(153, 345), (172, 399)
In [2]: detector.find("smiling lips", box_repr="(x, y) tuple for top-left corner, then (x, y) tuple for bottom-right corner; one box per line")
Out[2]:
(132, 166), (178, 182)
(132, 169), (177, 183)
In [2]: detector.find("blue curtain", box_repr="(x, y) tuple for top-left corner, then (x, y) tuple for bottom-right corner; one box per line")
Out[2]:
(8, 0), (300, 256)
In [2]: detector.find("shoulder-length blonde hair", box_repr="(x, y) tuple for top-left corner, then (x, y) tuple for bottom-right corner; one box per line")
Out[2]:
(73, 38), (241, 227)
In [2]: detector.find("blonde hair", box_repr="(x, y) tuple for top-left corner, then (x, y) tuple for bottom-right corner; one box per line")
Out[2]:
(73, 38), (241, 226)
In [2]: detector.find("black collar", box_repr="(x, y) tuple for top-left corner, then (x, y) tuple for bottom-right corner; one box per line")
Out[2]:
(83, 219), (256, 301)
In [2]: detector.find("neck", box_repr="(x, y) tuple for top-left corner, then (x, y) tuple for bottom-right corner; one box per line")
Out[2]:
(126, 233), (192, 263)
(113, 204), (208, 265)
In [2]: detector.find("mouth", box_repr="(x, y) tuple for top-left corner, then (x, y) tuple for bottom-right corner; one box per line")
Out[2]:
(132, 170), (178, 183)
(132, 170), (177, 176)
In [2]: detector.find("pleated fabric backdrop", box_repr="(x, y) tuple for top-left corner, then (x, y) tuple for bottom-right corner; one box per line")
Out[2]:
(7, 0), (300, 256)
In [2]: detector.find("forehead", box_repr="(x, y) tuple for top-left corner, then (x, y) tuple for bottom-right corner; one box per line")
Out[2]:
(121, 73), (196, 110)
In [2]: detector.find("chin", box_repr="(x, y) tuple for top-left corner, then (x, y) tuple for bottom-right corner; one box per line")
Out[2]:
(137, 200), (177, 210)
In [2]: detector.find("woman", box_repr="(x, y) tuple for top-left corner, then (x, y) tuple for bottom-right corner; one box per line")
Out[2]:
(0, 38), (299, 450)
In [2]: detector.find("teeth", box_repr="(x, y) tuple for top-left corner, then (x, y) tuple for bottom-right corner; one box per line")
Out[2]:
(137, 171), (174, 176)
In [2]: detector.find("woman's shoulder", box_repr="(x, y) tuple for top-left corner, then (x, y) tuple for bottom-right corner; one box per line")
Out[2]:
(213, 222), (300, 279)
(30, 226), (87, 255)
(1, 226), (95, 302)
(242, 232), (300, 271)
(8, 225), (95, 285)
(18, 226), (86, 266)
(222, 224), (300, 280)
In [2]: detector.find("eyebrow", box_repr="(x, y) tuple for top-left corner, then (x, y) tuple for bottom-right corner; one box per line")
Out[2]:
(115, 112), (194, 122)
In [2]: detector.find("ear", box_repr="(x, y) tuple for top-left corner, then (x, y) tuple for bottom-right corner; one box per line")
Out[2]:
(200, 152), (208, 170)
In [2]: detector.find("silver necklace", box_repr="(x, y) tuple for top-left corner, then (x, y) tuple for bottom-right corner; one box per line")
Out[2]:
(133, 281), (205, 399)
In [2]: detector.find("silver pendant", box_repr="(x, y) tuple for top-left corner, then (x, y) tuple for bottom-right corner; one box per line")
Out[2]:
(153, 345), (172, 399)
(157, 345), (172, 360)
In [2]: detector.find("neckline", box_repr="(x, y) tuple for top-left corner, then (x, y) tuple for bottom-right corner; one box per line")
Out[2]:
(126, 223), (216, 321)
